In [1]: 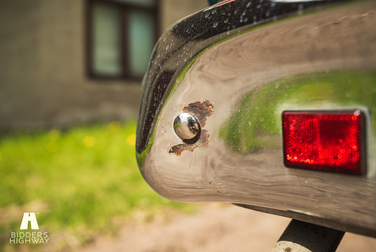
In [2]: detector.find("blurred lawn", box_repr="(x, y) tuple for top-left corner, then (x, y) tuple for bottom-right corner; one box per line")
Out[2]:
(0, 120), (195, 250)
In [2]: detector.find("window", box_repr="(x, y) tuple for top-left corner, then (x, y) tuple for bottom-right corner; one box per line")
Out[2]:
(87, 0), (158, 80)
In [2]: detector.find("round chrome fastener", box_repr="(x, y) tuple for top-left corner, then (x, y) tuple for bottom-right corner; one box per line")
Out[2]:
(173, 113), (200, 143)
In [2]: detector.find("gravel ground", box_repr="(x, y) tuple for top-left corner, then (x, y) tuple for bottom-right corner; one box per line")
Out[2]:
(77, 204), (376, 252)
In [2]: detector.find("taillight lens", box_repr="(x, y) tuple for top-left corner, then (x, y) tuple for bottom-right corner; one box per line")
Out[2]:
(282, 110), (365, 175)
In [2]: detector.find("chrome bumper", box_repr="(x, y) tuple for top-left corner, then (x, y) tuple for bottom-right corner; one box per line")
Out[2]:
(136, 0), (376, 237)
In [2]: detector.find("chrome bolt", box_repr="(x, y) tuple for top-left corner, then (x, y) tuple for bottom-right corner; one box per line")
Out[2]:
(173, 113), (200, 142)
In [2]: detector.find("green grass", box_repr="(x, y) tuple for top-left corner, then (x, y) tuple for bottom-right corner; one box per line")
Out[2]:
(0, 120), (196, 251)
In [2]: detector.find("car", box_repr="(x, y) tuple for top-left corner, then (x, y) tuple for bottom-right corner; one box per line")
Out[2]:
(136, 0), (376, 250)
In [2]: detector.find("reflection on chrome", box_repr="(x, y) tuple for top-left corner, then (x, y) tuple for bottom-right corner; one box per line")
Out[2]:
(136, 0), (376, 238)
(220, 71), (375, 154)
(173, 113), (200, 142)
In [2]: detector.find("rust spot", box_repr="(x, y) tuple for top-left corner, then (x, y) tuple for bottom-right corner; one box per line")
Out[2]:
(169, 143), (196, 156)
(284, 248), (292, 252)
(169, 100), (213, 156)
(169, 130), (210, 156)
(183, 100), (213, 127)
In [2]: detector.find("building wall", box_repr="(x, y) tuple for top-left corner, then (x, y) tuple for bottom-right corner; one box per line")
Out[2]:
(161, 0), (208, 31)
(0, 0), (208, 131)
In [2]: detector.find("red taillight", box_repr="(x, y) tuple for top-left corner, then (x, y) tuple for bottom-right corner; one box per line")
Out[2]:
(282, 110), (365, 175)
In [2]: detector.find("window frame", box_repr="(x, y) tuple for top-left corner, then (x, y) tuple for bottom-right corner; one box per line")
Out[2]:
(85, 0), (160, 81)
